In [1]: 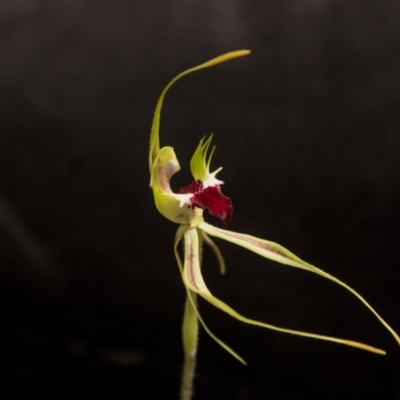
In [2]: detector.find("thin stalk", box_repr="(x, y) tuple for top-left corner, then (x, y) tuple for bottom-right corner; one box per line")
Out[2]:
(180, 292), (199, 400)
(180, 229), (203, 400)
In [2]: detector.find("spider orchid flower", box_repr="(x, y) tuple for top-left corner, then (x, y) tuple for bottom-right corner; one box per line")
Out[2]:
(149, 50), (400, 365)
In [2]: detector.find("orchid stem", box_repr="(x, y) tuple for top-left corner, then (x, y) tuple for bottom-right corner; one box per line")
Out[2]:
(180, 229), (203, 400)
(180, 292), (199, 400)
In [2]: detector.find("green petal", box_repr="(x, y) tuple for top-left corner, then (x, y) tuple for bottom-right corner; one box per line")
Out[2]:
(199, 221), (400, 348)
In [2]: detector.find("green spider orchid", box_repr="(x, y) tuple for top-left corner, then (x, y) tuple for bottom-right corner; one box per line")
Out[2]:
(149, 50), (400, 375)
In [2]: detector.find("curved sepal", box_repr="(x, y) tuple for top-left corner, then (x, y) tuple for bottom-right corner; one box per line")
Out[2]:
(149, 50), (250, 184)
(174, 226), (246, 364)
(182, 227), (386, 356)
(199, 221), (400, 347)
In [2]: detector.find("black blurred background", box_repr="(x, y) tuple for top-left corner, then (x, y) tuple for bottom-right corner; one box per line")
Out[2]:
(1, 1), (400, 399)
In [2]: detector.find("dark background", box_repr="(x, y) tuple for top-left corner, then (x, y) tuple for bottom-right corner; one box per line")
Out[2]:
(1, 1), (400, 399)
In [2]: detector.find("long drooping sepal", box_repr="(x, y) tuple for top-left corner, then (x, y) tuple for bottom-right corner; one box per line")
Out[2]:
(199, 222), (400, 347)
(176, 227), (246, 364)
(182, 229), (386, 360)
(149, 50), (250, 183)
(181, 227), (386, 359)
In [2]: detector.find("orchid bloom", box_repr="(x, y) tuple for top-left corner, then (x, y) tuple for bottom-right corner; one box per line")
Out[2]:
(149, 50), (400, 370)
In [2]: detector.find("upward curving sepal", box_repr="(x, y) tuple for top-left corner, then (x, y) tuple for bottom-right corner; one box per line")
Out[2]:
(149, 50), (251, 185)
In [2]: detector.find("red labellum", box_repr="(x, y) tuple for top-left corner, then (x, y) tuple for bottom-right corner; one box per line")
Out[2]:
(179, 180), (233, 225)
(179, 180), (204, 195)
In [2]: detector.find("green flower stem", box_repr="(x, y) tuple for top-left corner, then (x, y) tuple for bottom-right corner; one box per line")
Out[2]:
(180, 291), (199, 400)
(180, 228), (203, 400)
